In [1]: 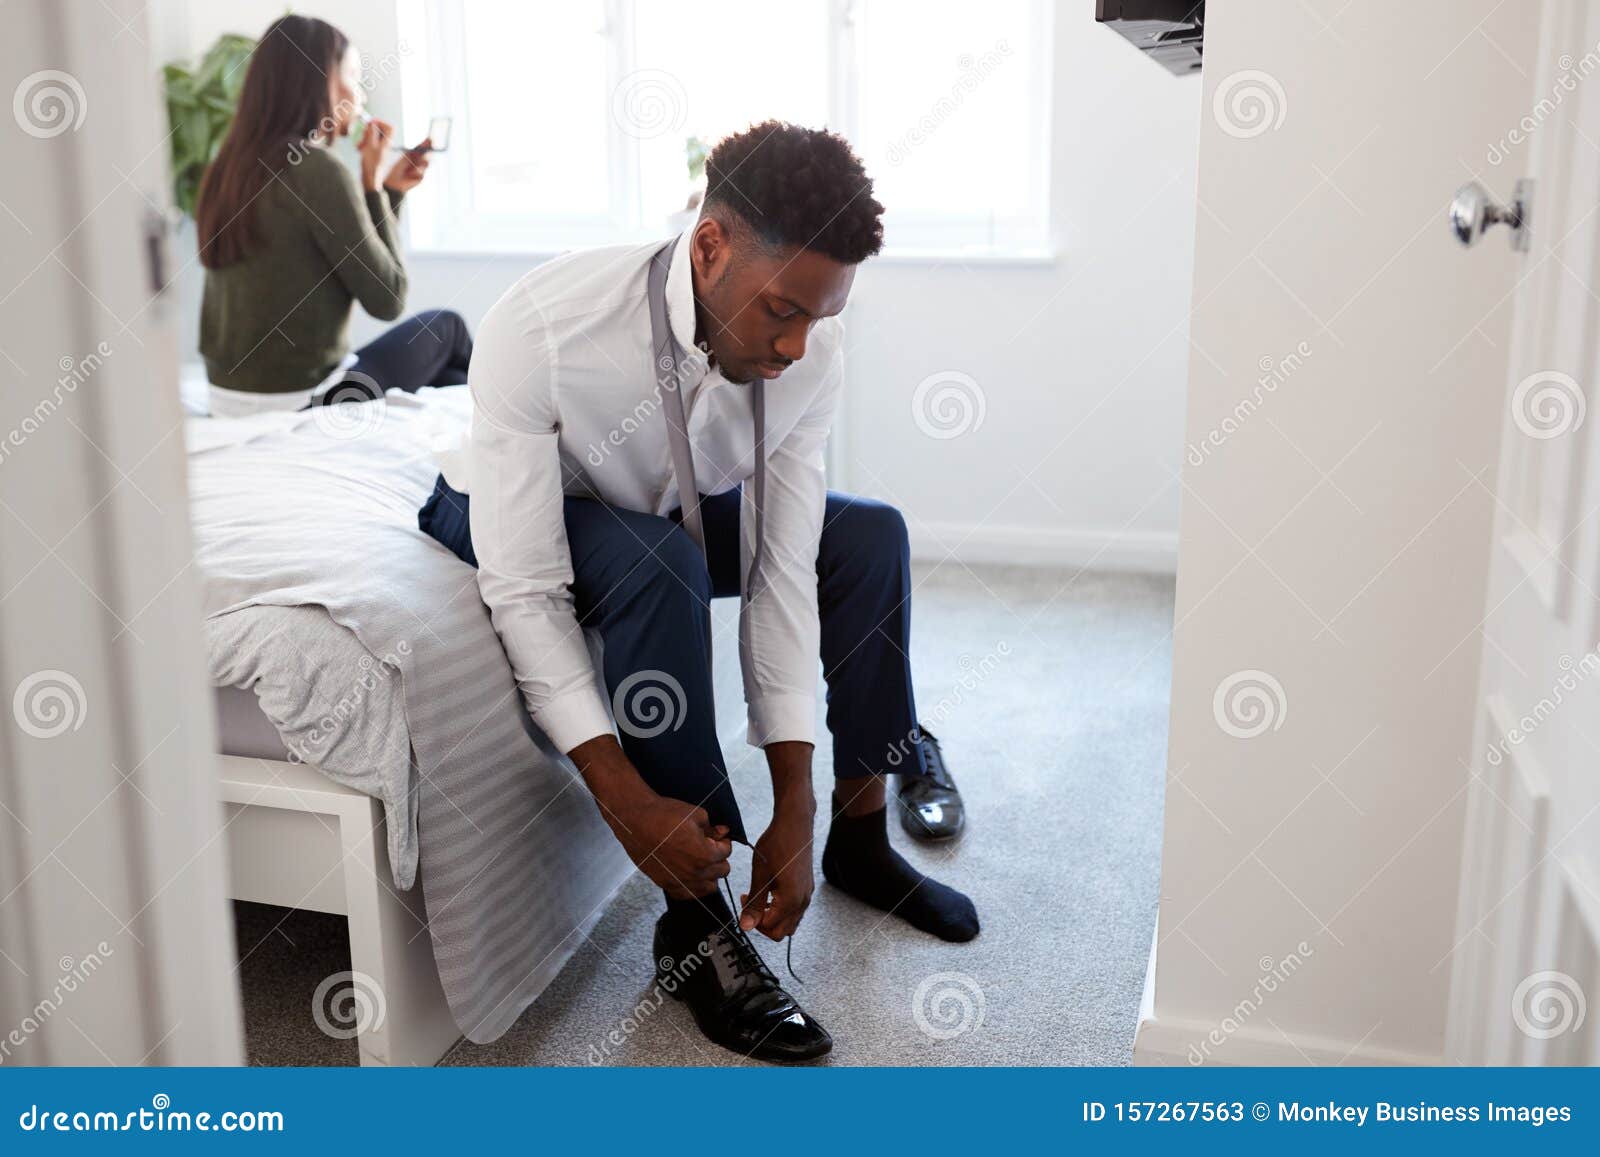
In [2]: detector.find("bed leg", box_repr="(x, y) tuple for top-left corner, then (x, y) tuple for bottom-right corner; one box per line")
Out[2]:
(338, 798), (461, 1066)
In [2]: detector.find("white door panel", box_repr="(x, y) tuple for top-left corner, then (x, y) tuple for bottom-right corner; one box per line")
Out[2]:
(1446, 0), (1600, 1068)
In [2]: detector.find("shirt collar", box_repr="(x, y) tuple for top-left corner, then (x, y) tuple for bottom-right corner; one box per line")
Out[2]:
(664, 224), (700, 360)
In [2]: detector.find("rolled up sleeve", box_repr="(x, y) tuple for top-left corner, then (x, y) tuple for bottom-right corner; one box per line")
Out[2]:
(739, 342), (844, 747)
(468, 296), (613, 754)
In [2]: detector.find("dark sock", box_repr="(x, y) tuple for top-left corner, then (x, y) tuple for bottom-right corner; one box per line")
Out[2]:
(662, 887), (734, 938)
(822, 799), (979, 942)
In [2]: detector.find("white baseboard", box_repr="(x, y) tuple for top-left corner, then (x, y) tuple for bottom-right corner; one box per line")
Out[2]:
(906, 520), (1178, 573)
(1133, 1013), (1442, 1067)
(1132, 925), (1441, 1067)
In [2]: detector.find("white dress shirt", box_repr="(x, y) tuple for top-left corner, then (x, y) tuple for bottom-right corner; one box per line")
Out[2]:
(438, 230), (843, 755)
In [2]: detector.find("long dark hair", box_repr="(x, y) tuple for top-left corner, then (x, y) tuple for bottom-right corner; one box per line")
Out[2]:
(196, 15), (350, 269)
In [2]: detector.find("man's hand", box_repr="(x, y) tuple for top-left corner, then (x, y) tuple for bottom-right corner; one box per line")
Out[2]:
(740, 741), (816, 940)
(571, 735), (731, 898)
(741, 810), (814, 940)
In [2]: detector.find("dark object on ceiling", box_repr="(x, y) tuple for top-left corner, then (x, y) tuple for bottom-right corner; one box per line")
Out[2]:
(1096, 0), (1204, 75)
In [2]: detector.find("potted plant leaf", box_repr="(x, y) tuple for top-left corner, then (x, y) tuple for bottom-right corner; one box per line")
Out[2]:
(163, 32), (256, 217)
(667, 135), (709, 231)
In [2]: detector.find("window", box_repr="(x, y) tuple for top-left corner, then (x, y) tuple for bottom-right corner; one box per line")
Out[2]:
(397, 0), (1052, 256)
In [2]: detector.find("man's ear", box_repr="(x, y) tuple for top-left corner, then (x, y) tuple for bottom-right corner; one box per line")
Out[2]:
(690, 214), (732, 285)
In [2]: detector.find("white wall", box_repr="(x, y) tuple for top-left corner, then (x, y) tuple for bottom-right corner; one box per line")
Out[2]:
(151, 0), (1199, 572)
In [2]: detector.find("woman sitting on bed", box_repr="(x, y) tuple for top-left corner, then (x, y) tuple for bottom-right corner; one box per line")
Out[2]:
(194, 15), (472, 418)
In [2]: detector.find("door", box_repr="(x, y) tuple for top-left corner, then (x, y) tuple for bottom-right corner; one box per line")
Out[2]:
(1445, 0), (1600, 1067)
(1141, 0), (1541, 1066)
(0, 0), (242, 1063)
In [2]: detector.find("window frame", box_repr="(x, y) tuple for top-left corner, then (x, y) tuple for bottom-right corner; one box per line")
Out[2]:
(397, 0), (1054, 258)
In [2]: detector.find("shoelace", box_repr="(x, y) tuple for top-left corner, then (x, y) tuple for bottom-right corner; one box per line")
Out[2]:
(917, 728), (955, 789)
(718, 877), (804, 986)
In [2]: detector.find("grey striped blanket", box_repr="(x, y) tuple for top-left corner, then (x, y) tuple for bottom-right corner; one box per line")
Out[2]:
(187, 387), (634, 1043)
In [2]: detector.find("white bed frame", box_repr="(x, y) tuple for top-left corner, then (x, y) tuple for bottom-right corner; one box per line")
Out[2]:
(217, 754), (461, 1066)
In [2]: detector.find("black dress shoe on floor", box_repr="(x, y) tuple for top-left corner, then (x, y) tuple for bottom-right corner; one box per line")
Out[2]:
(896, 729), (966, 841)
(653, 912), (832, 1064)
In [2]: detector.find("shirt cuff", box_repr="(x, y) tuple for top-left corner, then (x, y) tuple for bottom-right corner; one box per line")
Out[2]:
(531, 685), (615, 755)
(746, 693), (817, 748)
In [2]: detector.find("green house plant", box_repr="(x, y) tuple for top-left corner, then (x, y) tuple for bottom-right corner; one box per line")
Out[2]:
(163, 33), (256, 217)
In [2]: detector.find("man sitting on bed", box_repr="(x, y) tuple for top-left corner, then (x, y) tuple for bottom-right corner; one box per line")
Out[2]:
(418, 121), (974, 1063)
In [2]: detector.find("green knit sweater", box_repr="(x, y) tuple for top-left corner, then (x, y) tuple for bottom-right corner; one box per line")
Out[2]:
(199, 147), (407, 393)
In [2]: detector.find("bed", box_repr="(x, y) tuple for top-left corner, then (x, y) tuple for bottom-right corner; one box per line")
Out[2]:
(188, 387), (634, 1065)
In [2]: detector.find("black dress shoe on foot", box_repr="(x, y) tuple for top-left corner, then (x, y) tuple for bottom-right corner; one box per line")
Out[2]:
(653, 913), (832, 1064)
(896, 729), (966, 841)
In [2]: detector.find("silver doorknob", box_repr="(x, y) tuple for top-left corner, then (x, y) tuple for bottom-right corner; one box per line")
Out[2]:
(1450, 178), (1531, 251)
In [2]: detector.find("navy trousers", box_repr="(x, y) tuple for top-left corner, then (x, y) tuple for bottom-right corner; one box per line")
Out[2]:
(417, 477), (925, 844)
(325, 309), (474, 403)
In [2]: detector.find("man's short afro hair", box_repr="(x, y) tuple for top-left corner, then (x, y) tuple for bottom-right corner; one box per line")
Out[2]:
(703, 120), (884, 265)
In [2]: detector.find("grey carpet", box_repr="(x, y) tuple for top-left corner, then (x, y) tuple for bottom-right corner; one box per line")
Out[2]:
(233, 562), (1174, 1066)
